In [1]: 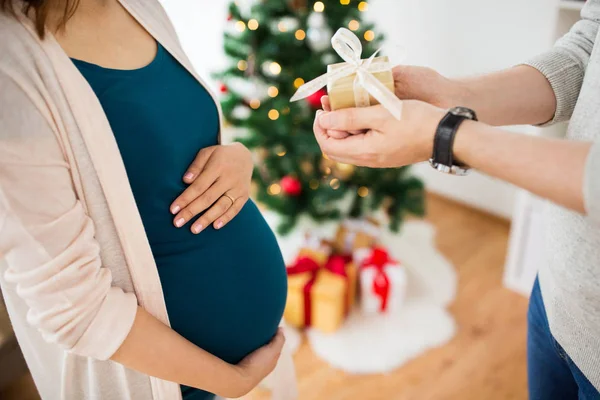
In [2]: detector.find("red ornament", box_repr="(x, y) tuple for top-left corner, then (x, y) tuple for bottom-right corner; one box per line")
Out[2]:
(281, 175), (302, 196)
(306, 88), (327, 109)
(219, 83), (228, 93)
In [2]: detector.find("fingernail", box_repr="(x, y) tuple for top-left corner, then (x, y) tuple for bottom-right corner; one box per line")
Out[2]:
(184, 172), (195, 181)
(175, 218), (185, 228)
(192, 224), (203, 234)
(215, 220), (224, 229)
(171, 205), (180, 214)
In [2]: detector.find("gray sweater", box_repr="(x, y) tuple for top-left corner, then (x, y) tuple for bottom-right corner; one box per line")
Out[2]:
(525, 0), (600, 391)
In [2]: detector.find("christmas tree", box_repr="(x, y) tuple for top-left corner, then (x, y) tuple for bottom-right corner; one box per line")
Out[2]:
(214, 0), (425, 234)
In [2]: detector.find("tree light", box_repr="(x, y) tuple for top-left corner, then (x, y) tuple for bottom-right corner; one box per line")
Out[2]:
(235, 21), (246, 32)
(237, 60), (248, 71)
(268, 86), (279, 97)
(249, 99), (261, 109)
(248, 19), (259, 30)
(358, 2), (369, 12)
(340, 0), (350, 4)
(314, 1), (325, 12)
(294, 77), (305, 88)
(278, 22), (288, 32)
(348, 20), (360, 31)
(364, 30), (375, 41)
(269, 62), (282, 75)
(295, 29), (306, 40)
(268, 183), (281, 195)
(310, 180), (320, 190)
(358, 186), (369, 197)
(268, 109), (280, 120)
(330, 178), (340, 189)
(277, 149), (287, 156)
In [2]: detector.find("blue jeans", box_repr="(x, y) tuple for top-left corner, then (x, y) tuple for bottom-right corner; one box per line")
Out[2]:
(528, 278), (600, 399)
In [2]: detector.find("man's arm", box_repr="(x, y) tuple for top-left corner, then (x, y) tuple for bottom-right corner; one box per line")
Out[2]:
(394, 0), (600, 127)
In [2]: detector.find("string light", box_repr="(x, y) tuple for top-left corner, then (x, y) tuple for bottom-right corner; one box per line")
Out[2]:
(309, 180), (320, 190)
(294, 77), (305, 88)
(295, 29), (306, 40)
(277, 149), (287, 156)
(358, 1), (369, 11)
(348, 20), (360, 31)
(235, 21), (246, 32)
(248, 19), (259, 30)
(358, 186), (369, 197)
(364, 30), (375, 41)
(340, 0), (350, 4)
(330, 178), (341, 189)
(268, 109), (280, 120)
(237, 60), (248, 71)
(314, 1), (325, 12)
(324, 167), (332, 175)
(282, 107), (290, 115)
(278, 22), (288, 32)
(268, 86), (279, 97)
(249, 99), (261, 109)
(268, 183), (281, 195)
(269, 62), (282, 75)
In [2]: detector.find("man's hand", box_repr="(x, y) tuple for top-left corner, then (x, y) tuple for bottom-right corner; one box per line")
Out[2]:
(313, 97), (444, 168)
(170, 143), (252, 234)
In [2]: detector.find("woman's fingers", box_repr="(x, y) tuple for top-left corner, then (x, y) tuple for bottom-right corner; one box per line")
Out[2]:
(170, 170), (217, 214)
(189, 194), (233, 234)
(173, 181), (226, 230)
(212, 195), (247, 230)
(183, 146), (217, 183)
(321, 96), (331, 112)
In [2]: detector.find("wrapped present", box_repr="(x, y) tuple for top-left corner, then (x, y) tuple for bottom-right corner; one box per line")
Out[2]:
(334, 218), (381, 254)
(291, 28), (403, 120)
(300, 232), (333, 260)
(359, 247), (407, 314)
(284, 254), (357, 333)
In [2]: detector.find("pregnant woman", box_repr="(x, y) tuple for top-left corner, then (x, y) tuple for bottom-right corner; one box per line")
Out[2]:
(0, 0), (293, 399)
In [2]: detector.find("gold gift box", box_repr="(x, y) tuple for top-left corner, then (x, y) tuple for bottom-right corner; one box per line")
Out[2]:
(327, 56), (395, 111)
(284, 253), (358, 333)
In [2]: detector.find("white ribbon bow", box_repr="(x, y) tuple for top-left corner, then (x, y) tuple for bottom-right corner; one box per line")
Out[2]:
(290, 28), (403, 120)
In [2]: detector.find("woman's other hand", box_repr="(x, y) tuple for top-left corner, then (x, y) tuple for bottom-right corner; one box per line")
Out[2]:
(231, 328), (286, 397)
(313, 100), (446, 168)
(170, 143), (252, 234)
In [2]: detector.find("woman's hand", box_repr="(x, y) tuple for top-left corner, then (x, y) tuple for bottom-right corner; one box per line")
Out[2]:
(230, 328), (286, 398)
(313, 98), (445, 168)
(170, 143), (252, 234)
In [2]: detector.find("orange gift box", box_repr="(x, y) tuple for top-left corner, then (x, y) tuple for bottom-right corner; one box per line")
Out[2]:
(284, 252), (357, 333)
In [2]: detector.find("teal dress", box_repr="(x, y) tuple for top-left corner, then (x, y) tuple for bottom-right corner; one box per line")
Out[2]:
(72, 43), (287, 400)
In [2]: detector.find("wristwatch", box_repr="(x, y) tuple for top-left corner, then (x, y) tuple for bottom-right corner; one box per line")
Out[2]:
(429, 106), (478, 176)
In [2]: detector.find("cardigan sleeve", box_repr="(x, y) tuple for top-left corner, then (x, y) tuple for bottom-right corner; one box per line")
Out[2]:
(524, 0), (600, 125)
(0, 72), (138, 361)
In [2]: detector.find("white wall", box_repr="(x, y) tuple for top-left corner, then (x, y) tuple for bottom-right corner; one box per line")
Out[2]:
(160, 0), (559, 218)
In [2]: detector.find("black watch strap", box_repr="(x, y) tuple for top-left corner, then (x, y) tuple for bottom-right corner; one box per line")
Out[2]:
(432, 112), (468, 168)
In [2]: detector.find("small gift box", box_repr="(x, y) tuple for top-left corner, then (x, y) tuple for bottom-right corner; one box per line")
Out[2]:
(327, 56), (395, 111)
(358, 247), (407, 314)
(334, 218), (381, 254)
(284, 253), (357, 333)
(291, 28), (403, 120)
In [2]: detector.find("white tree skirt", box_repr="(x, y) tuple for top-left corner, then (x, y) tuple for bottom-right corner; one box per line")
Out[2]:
(263, 213), (458, 374)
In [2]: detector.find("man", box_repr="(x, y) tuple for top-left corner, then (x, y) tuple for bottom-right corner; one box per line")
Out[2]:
(313, 1), (600, 398)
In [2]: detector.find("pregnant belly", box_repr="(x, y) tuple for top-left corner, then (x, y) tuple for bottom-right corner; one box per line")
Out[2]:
(154, 201), (287, 366)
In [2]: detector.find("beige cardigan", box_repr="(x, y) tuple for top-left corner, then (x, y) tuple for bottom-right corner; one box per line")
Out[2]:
(0, 1), (296, 399)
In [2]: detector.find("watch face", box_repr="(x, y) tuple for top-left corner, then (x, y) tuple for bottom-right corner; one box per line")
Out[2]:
(449, 106), (477, 120)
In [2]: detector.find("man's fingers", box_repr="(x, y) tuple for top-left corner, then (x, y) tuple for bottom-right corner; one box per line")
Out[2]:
(318, 105), (389, 131)
(321, 96), (331, 112)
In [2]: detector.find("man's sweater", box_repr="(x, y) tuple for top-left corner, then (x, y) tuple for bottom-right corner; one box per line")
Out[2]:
(524, 0), (600, 390)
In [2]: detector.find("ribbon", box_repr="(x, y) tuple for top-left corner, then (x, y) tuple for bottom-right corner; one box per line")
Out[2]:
(325, 255), (352, 315)
(360, 247), (398, 312)
(287, 256), (321, 326)
(290, 28), (403, 120)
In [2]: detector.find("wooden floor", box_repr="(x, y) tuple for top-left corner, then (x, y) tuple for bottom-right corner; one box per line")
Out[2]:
(1, 194), (528, 400)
